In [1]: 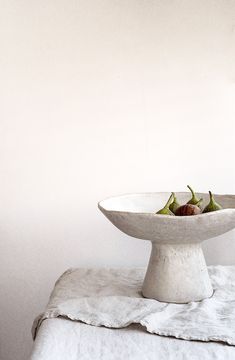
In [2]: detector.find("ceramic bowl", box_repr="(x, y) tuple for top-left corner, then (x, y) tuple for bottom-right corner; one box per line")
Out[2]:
(99, 192), (235, 303)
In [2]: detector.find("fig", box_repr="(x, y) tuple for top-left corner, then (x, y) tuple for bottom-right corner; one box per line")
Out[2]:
(187, 185), (202, 207)
(203, 191), (223, 213)
(156, 194), (175, 215)
(175, 203), (202, 216)
(169, 192), (180, 214)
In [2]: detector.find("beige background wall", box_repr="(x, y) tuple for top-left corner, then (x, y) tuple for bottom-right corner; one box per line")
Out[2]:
(0, 0), (235, 359)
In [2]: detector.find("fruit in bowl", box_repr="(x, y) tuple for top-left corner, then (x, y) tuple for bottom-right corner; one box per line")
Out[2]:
(156, 186), (223, 217)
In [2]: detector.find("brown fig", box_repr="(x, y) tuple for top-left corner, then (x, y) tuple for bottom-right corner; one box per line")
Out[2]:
(175, 203), (202, 216)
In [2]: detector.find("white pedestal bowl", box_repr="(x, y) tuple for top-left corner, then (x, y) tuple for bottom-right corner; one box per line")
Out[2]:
(98, 192), (235, 303)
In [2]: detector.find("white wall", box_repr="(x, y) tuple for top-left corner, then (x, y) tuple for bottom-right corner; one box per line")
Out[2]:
(0, 0), (234, 359)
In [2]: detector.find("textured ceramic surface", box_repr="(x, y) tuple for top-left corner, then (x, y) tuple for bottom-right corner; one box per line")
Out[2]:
(98, 193), (235, 303)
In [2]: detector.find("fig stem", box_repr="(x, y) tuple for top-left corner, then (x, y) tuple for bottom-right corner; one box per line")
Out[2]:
(187, 185), (195, 196)
(209, 191), (213, 200)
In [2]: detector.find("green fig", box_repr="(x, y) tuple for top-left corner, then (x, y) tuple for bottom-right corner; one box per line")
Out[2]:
(195, 198), (203, 207)
(187, 185), (202, 208)
(169, 192), (180, 214)
(203, 191), (223, 213)
(156, 194), (175, 215)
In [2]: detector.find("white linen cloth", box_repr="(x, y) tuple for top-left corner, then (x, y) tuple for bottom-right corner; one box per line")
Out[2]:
(30, 319), (235, 360)
(32, 266), (235, 345)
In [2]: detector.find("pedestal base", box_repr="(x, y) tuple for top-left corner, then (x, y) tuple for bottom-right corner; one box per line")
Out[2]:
(142, 243), (213, 303)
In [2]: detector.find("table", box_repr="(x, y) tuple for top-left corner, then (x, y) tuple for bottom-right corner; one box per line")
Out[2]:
(30, 265), (235, 360)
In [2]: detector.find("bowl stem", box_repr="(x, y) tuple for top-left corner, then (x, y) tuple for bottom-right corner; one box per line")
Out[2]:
(142, 242), (213, 303)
